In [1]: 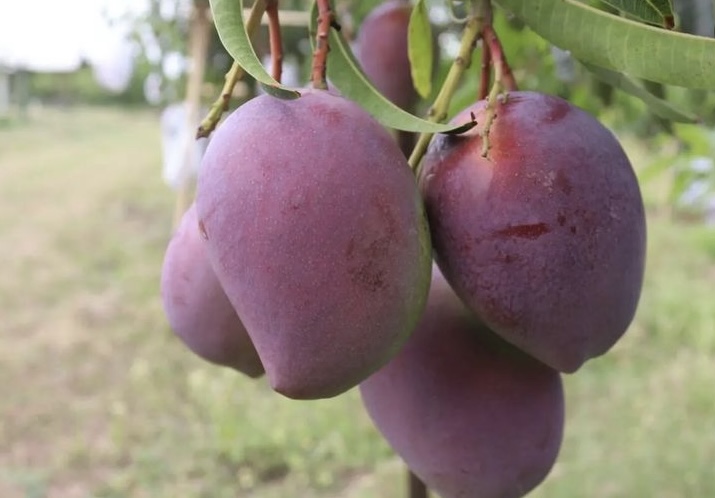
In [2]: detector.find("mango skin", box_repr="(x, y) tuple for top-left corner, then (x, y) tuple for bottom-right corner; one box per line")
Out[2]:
(419, 92), (647, 372)
(355, 0), (417, 112)
(196, 89), (431, 400)
(360, 266), (564, 498)
(160, 204), (264, 378)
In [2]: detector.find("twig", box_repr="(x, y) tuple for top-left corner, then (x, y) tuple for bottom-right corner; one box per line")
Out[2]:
(312, 0), (337, 90)
(479, 38), (491, 101)
(266, 0), (283, 82)
(477, 0), (493, 101)
(409, 15), (483, 176)
(196, 0), (268, 139)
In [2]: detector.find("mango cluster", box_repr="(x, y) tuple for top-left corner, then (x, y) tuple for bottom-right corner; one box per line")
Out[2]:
(159, 3), (646, 496)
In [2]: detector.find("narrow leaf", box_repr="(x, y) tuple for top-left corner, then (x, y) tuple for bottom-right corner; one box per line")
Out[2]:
(582, 62), (699, 122)
(209, 0), (300, 99)
(598, 0), (673, 26)
(408, 0), (434, 98)
(495, 0), (715, 90)
(308, 1), (473, 134)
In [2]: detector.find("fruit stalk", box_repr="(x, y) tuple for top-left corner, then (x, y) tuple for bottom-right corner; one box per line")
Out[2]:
(479, 24), (518, 156)
(266, 0), (284, 82)
(311, 0), (336, 90)
(409, 14), (484, 176)
(196, 0), (268, 139)
(479, 39), (491, 100)
(482, 24), (517, 92)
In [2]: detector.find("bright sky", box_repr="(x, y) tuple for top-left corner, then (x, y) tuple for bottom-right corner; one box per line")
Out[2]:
(0, 0), (147, 72)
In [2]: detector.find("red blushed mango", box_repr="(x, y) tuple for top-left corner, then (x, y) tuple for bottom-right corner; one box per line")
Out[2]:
(419, 91), (647, 372)
(196, 89), (431, 400)
(160, 203), (264, 378)
(360, 266), (564, 498)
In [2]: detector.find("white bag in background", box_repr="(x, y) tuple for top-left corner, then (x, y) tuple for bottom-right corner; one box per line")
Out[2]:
(160, 102), (210, 190)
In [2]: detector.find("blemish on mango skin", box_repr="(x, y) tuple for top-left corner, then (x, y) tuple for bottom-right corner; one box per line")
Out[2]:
(349, 261), (387, 292)
(198, 220), (209, 240)
(345, 191), (406, 293)
(346, 232), (392, 292)
(493, 223), (550, 240)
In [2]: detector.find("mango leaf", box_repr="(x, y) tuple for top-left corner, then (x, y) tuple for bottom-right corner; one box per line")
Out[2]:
(582, 62), (699, 122)
(209, 0), (300, 99)
(638, 153), (677, 183)
(408, 0), (434, 98)
(597, 0), (674, 26)
(495, 0), (715, 90)
(308, 1), (474, 134)
(670, 164), (698, 202)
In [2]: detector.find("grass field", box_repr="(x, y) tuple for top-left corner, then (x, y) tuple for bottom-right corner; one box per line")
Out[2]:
(1, 106), (714, 498)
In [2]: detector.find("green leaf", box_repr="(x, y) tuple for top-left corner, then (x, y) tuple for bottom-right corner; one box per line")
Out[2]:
(581, 62), (699, 122)
(408, 0), (434, 98)
(638, 154), (677, 183)
(598, 0), (674, 26)
(308, 1), (473, 134)
(209, 0), (300, 99)
(671, 165), (697, 202)
(495, 0), (715, 90)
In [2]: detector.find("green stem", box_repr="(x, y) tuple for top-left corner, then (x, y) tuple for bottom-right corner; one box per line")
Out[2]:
(409, 14), (484, 176)
(196, 0), (267, 139)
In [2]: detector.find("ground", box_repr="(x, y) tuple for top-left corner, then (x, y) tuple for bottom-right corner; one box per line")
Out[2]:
(1, 106), (714, 498)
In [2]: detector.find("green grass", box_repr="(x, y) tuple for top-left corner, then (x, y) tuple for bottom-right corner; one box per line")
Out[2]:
(0, 106), (713, 498)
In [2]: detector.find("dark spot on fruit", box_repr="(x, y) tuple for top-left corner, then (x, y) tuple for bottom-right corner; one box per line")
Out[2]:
(555, 171), (572, 195)
(481, 294), (520, 329)
(493, 223), (550, 240)
(570, 226), (577, 235)
(347, 232), (392, 292)
(546, 99), (570, 122)
(557, 214), (566, 226)
(373, 192), (399, 241)
(198, 220), (209, 240)
(172, 294), (187, 307)
(312, 102), (344, 126)
(458, 242), (472, 254)
(349, 261), (386, 292)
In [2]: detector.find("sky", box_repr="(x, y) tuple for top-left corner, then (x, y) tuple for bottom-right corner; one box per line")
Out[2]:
(0, 0), (147, 72)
